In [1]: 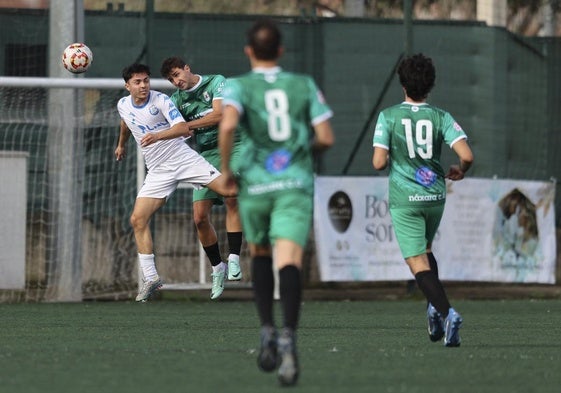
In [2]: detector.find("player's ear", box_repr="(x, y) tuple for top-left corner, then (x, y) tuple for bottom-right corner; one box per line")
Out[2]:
(244, 45), (252, 58)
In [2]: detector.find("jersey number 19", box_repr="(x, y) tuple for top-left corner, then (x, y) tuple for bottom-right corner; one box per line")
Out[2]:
(401, 118), (433, 159)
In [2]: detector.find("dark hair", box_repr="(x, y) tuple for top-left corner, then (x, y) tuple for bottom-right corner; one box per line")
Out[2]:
(246, 18), (281, 61)
(160, 56), (187, 79)
(397, 53), (435, 101)
(122, 63), (151, 82)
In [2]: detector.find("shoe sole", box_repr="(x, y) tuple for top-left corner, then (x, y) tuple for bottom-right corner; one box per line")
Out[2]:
(258, 328), (278, 372)
(278, 352), (299, 386)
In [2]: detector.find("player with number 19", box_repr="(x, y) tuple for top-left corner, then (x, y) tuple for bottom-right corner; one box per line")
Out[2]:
(372, 53), (474, 347)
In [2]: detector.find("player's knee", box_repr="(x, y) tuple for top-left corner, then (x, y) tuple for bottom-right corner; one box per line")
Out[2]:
(193, 214), (211, 229)
(130, 213), (147, 231)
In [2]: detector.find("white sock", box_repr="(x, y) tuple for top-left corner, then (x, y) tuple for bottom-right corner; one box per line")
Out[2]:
(212, 262), (226, 273)
(139, 253), (158, 281)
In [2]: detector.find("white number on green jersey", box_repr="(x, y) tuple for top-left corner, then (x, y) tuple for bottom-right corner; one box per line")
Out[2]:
(265, 89), (291, 141)
(401, 118), (433, 159)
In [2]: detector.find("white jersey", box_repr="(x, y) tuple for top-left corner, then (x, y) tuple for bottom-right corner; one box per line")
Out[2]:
(117, 90), (191, 171)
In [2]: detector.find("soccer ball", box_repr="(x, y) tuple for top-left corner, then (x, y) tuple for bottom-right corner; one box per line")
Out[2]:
(62, 43), (93, 74)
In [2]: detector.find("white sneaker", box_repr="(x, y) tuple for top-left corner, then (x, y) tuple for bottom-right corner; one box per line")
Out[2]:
(135, 276), (163, 302)
(210, 264), (227, 300)
(227, 254), (242, 281)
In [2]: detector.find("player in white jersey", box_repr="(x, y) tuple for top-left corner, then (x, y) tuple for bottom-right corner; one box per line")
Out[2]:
(115, 63), (236, 302)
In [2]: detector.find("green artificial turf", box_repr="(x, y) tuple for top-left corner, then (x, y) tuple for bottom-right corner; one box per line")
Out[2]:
(0, 299), (560, 393)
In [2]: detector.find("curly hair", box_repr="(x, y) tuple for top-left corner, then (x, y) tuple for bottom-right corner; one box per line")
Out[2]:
(397, 53), (435, 101)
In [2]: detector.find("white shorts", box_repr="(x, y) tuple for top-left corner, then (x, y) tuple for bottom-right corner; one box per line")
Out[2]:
(137, 150), (221, 199)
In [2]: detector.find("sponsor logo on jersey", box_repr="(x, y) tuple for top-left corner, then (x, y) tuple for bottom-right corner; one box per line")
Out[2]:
(149, 105), (159, 116)
(415, 166), (437, 187)
(168, 108), (181, 120)
(216, 82), (224, 94)
(411, 106), (419, 112)
(137, 121), (169, 134)
(453, 122), (463, 132)
(408, 193), (444, 202)
(265, 149), (291, 173)
(247, 179), (304, 195)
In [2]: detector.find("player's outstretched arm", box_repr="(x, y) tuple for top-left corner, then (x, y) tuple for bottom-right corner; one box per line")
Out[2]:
(140, 122), (191, 147)
(187, 99), (223, 131)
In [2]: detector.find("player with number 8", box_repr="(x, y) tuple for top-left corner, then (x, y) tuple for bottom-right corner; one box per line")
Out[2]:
(219, 18), (335, 387)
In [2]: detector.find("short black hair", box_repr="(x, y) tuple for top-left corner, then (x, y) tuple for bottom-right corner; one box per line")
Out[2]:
(397, 53), (435, 101)
(160, 57), (187, 79)
(122, 63), (151, 82)
(246, 18), (281, 61)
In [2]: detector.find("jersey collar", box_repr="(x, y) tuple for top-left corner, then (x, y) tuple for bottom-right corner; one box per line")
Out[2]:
(402, 101), (428, 106)
(252, 66), (282, 75)
(185, 75), (203, 92)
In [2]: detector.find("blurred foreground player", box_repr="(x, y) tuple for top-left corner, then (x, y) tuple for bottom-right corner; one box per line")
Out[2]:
(219, 19), (335, 385)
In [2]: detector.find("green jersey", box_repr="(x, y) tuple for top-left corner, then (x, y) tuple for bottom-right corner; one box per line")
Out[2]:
(373, 102), (467, 208)
(170, 74), (225, 152)
(223, 67), (333, 198)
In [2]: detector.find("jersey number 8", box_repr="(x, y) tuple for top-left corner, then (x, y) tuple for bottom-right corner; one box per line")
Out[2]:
(265, 89), (291, 141)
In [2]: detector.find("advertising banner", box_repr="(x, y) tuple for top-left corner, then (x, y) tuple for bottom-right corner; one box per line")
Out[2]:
(313, 176), (556, 283)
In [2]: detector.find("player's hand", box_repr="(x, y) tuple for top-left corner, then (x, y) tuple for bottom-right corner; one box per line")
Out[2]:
(115, 146), (126, 161)
(445, 165), (465, 181)
(141, 133), (159, 147)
